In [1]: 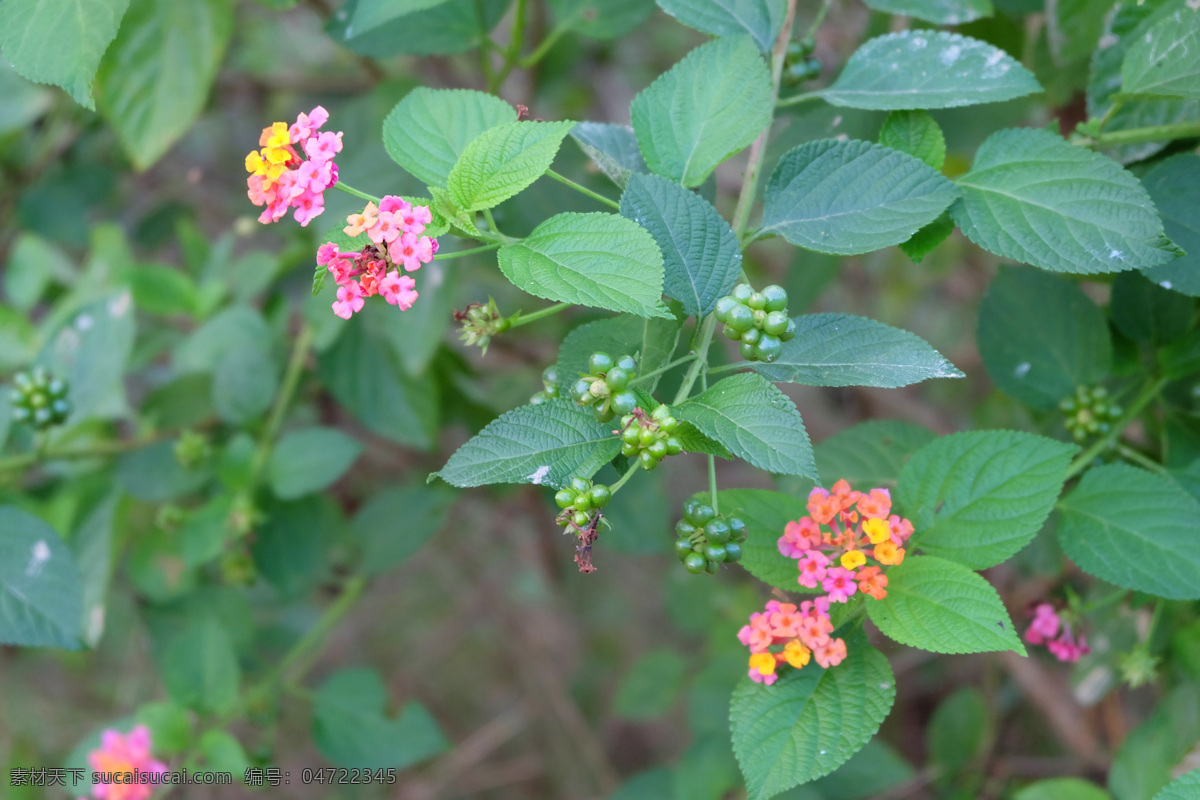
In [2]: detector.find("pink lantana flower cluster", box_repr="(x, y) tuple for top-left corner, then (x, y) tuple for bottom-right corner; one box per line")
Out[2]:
(82, 725), (167, 800)
(1025, 602), (1091, 662)
(319, 196), (438, 319)
(738, 597), (845, 686)
(246, 106), (342, 226)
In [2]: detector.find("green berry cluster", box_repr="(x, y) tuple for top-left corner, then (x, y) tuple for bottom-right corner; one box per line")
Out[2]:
(619, 406), (683, 470)
(1060, 386), (1122, 441)
(715, 283), (796, 363)
(554, 476), (613, 530)
(783, 38), (821, 86)
(10, 368), (71, 429)
(673, 499), (747, 575)
(570, 352), (639, 423)
(530, 366), (560, 405)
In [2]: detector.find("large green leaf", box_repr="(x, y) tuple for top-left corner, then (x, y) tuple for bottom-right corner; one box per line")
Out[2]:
(447, 120), (576, 212)
(822, 31), (1040, 110)
(1109, 271), (1193, 345)
(977, 266), (1112, 408)
(570, 122), (648, 189)
(1152, 771), (1200, 800)
(866, 556), (1026, 654)
(0, 0), (129, 109)
(898, 430), (1076, 569)
(94, 0), (233, 170)
(350, 486), (453, 575)
(656, 0), (787, 53)
(878, 110), (946, 170)
(814, 420), (936, 491)
(268, 428), (363, 500)
(1140, 154), (1200, 296)
(951, 127), (1180, 274)
(749, 313), (962, 388)
(0, 507), (83, 649)
(1109, 686), (1200, 800)
(498, 212), (672, 318)
(555, 314), (682, 395)
(547, 0), (657, 39)
(313, 668), (448, 768)
(619, 173), (742, 317)
(1120, 9), (1200, 101)
(631, 34), (773, 187)
(614, 649), (688, 720)
(1058, 464), (1200, 600)
(927, 688), (989, 771)
(716, 489), (809, 591)
(160, 614), (240, 713)
(435, 398), (622, 488)
(326, 0), (508, 58)
(730, 637), (895, 800)
(860, 0), (992, 24)
(37, 290), (135, 423)
(382, 88), (517, 188)
(761, 139), (959, 255)
(677, 374), (817, 478)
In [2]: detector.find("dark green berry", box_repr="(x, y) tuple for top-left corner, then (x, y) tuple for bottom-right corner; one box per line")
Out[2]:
(571, 477), (591, 494)
(724, 542), (743, 562)
(617, 355), (637, 372)
(688, 503), (717, 526)
(684, 552), (707, 574)
(530, 391), (551, 404)
(555, 490), (576, 509)
(589, 484), (612, 507)
(704, 543), (728, 563)
(648, 439), (669, 460)
(739, 340), (758, 361)
(799, 36), (816, 55)
(676, 538), (697, 560)
(705, 518), (731, 544)
(589, 352), (614, 375)
(664, 437), (682, 456)
(572, 378), (593, 400)
(780, 318), (797, 342)
(542, 365), (558, 387)
(573, 510), (591, 527)
(728, 304), (755, 332)
(639, 451), (659, 470)
(763, 311), (789, 336)
(606, 366), (631, 391)
(715, 296), (740, 322)
(761, 285), (788, 311)
(728, 516), (747, 542)
(675, 519), (696, 538)
(639, 428), (657, 447)
(660, 416), (678, 433)
(612, 392), (638, 416)
(723, 324), (744, 341)
(741, 327), (762, 346)
(748, 292), (767, 311)
(622, 426), (641, 445)
(622, 441), (639, 456)
(705, 559), (721, 574)
(593, 404), (615, 423)
(757, 334), (782, 363)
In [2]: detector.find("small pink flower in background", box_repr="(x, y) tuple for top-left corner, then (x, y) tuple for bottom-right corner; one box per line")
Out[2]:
(779, 517), (820, 558)
(332, 282), (365, 319)
(1026, 602), (1090, 663)
(85, 724), (167, 800)
(1025, 603), (1061, 645)
(822, 567), (858, 603)
(316, 243), (341, 266)
(380, 272), (419, 311)
(304, 130), (343, 162)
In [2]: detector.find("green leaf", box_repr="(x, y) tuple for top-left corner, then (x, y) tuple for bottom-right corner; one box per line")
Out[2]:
(1016, 779), (1114, 800)
(72, 495), (117, 647)
(570, 122), (648, 188)
(822, 31), (1040, 110)
(866, 555), (1026, 655)
(899, 213), (955, 264)
(268, 428), (363, 500)
(212, 344), (277, 424)
(5, 232), (75, 311)
(123, 264), (199, 317)
(1110, 271), (1193, 345)
(136, 701), (195, 756)
(898, 430), (1076, 569)
(116, 441), (210, 502)
(37, 290), (135, 423)
(435, 398), (622, 488)
(175, 305), (271, 373)
(1109, 685), (1200, 800)
(198, 729), (250, 775)
(927, 688), (989, 771)
(716, 489), (808, 591)
(677, 374), (817, 478)
(1046, 0), (1110, 66)
(656, 0), (787, 53)
(1058, 464), (1200, 600)
(252, 497), (337, 598)
(383, 88), (517, 188)
(350, 486), (453, 575)
(0, 61), (54, 135)
(160, 614), (240, 713)
(951, 128), (1180, 274)
(94, 0), (233, 170)
(977, 266), (1112, 408)
(730, 637), (896, 800)
(555, 314), (682, 395)
(326, 0), (508, 58)
(1140, 154), (1200, 297)
(814, 420), (936, 490)
(879, 110), (946, 170)
(761, 139), (959, 255)
(631, 35), (773, 187)
(0, 506), (82, 649)
(749, 313), (962, 388)
(806, 739), (915, 800)
(612, 769), (675, 800)
(318, 321), (439, 450)
(313, 668), (449, 769)
(499, 212), (672, 318)
(1152, 771), (1200, 800)
(1120, 8), (1200, 101)
(548, 0), (657, 39)
(447, 120), (576, 211)
(619, 173), (742, 317)
(860, 0), (992, 24)
(0, 0), (129, 109)
(614, 649), (688, 720)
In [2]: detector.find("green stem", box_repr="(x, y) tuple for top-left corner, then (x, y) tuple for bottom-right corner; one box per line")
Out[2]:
(708, 455), (719, 514)
(489, 0), (529, 91)
(508, 301), (570, 328)
(0, 435), (168, 474)
(1095, 101), (1123, 135)
(1094, 120), (1200, 146)
(1065, 377), (1167, 480)
(775, 91), (823, 109)
(250, 323), (314, 490)
(1081, 587), (1128, 614)
(483, 207), (500, 234)
(434, 243), (502, 261)
(628, 355), (698, 387)
(332, 181), (381, 204)
(672, 314), (718, 405)
(1145, 599), (1165, 644)
(802, 0), (836, 41)
(609, 465), (639, 496)
(706, 361), (749, 376)
(518, 25), (566, 68)
(545, 170), (620, 210)
(1116, 443), (1169, 475)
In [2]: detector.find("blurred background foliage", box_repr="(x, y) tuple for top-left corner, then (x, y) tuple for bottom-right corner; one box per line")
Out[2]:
(1, 0), (1198, 798)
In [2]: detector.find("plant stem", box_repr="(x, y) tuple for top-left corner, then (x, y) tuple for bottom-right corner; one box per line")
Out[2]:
(508, 301), (570, 328)
(1064, 377), (1168, 480)
(1116, 443), (1170, 475)
(708, 455), (719, 514)
(802, 0), (836, 41)
(332, 181), (380, 204)
(609, 464), (639, 495)
(1094, 101), (1123, 135)
(672, 314), (718, 405)
(483, 207), (500, 234)
(0, 435), (167, 474)
(434, 242), (502, 261)
(518, 25), (566, 68)
(706, 360), (749, 376)
(775, 91), (823, 109)
(1082, 587), (1128, 614)
(545, 169), (620, 210)
(489, 0), (529, 91)
(628, 355), (698, 387)
(1094, 120), (1200, 146)
(250, 322), (314, 490)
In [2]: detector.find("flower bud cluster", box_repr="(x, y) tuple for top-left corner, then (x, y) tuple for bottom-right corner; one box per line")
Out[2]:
(10, 368), (71, 429)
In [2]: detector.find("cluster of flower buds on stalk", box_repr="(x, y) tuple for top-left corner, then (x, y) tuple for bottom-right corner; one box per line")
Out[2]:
(555, 477), (612, 573)
(618, 406), (683, 470)
(716, 284), (796, 363)
(1060, 385), (1121, 442)
(674, 499), (747, 575)
(455, 299), (509, 353)
(10, 368), (71, 429)
(570, 352), (638, 423)
(530, 366), (560, 404)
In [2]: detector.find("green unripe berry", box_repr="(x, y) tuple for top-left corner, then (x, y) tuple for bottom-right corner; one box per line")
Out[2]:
(801, 57), (822, 80)
(33, 408), (52, 426)
(689, 503), (717, 526)
(723, 324), (744, 341)
(724, 542), (743, 562)
(530, 391), (551, 404)
(739, 340), (758, 361)
(682, 498), (703, 520)
(647, 439), (668, 459)
(556, 516), (571, 527)
(51, 399), (71, 418)
(1092, 386), (1108, 400)
(590, 379), (610, 399)
(732, 284), (754, 302)
(13, 372), (32, 393)
(1108, 405), (1123, 418)
(1060, 397), (1077, 413)
(676, 538), (697, 560)
(763, 311), (789, 336)
(571, 477), (591, 494)
(622, 426), (641, 445)
(589, 352), (614, 375)
(676, 519), (697, 538)
(664, 436), (683, 456)
(728, 517), (747, 542)
(572, 378), (593, 400)
(780, 318), (797, 342)
(704, 518), (731, 544)
(593, 404), (615, 423)
(752, 309), (767, 327)
(651, 405), (669, 421)
(617, 355), (637, 372)
(605, 366), (631, 391)
(748, 291), (767, 311)
(799, 36), (816, 55)
(684, 552), (707, 574)
(660, 416), (678, 433)
(756, 334), (782, 363)
(762, 285), (788, 312)
(573, 510), (592, 527)
(622, 441), (639, 456)
(542, 365), (558, 387)
(704, 559), (721, 574)
(589, 484), (612, 507)
(785, 40), (805, 62)
(29, 392), (48, 409)
(704, 543), (727, 563)
(728, 304), (755, 332)
(640, 428), (657, 447)
(715, 296), (739, 322)
(639, 451), (659, 470)
(574, 494), (592, 512)
(612, 391), (638, 416)
(555, 490), (576, 509)
(740, 327), (762, 346)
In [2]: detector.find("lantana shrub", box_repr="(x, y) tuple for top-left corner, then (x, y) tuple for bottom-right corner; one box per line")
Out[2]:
(1, 0), (1200, 798)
